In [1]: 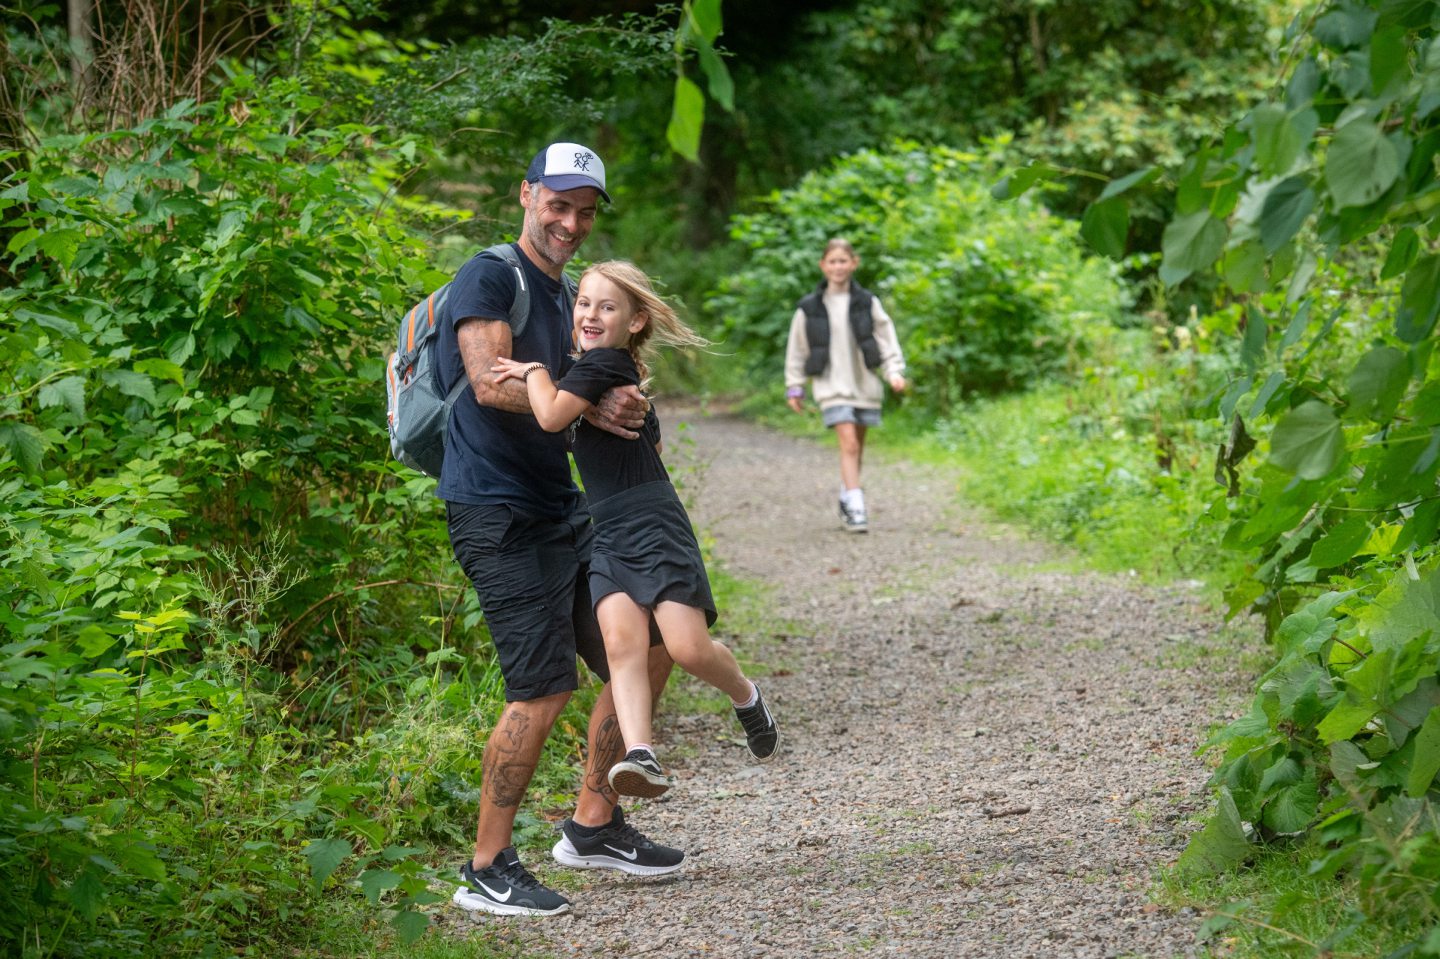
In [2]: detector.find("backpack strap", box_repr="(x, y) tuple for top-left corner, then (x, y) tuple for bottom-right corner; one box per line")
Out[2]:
(480, 243), (532, 339)
(480, 242), (580, 341)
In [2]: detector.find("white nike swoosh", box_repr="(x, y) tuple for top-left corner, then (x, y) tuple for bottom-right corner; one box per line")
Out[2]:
(603, 844), (639, 861)
(476, 879), (512, 902)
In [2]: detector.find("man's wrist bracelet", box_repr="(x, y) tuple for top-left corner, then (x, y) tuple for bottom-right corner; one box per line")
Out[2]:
(522, 362), (549, 382)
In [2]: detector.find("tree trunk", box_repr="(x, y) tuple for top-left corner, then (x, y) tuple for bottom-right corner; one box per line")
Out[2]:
(68, 0), (93, 101)
(1029, 9), (1058, 126)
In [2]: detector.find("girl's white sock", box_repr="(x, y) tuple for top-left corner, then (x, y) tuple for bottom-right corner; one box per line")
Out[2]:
(841, 487), (865, 511)
(732, 681), (758, 709)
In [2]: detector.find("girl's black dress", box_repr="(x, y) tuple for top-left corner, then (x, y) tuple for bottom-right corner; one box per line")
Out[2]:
(556, 348), (717, 626)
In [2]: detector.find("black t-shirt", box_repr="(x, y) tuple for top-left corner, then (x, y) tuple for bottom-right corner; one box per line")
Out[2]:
(556, 348), (667, 505)
(435, 244), (581, 518)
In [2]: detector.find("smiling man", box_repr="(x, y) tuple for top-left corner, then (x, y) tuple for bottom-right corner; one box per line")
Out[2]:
(434, 143), (683, 918)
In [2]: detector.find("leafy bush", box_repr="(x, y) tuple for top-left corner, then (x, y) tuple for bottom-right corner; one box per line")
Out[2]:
(0, 51), (491, 954)
(1044, 1), (1440, 950)
(705, 142), (1128, 412)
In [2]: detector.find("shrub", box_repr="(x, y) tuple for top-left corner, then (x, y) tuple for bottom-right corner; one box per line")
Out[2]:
(704, 141), (1129, 413)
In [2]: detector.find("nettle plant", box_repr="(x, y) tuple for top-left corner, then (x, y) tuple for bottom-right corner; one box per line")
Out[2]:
(1003, 0), (1440, 942)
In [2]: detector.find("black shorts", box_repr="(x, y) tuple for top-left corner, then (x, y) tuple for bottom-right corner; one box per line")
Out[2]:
(447, 501), (608, 701)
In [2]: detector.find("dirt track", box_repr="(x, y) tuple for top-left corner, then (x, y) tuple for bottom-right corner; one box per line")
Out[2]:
(440, 406), (1246, 958)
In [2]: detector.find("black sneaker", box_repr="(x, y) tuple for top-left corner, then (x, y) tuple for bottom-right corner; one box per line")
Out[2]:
(451, 847), (571, 917)
(609, 747), (672, 798)
(839, 499), (868, 533)
(734, 683), (780, 762)
(551, 805), (685, 877)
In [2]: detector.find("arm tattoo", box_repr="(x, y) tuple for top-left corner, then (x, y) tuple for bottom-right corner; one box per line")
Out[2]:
(457, 318), (533, 415)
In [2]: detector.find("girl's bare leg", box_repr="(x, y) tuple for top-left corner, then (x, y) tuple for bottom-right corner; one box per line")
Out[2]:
(596, 591), (658, 749)
(652, 601), (752, 704)
(835, 421), (867, 490)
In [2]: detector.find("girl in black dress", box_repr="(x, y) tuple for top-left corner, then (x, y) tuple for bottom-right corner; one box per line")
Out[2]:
(493, 261), (779, 798)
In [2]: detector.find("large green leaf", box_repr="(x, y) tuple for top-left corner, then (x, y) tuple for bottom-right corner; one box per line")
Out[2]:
(665, 75), (705, 163)
(1222, 240), (1268, 293)
(1175, 788), (1252, 878)
(1346, 345), (1409, 421)
(392, 909), (430, 946)
(1081, 198), (1128, 259)
(1381, 226), (1420, 279)
(990, 162), (1058, 200)
(1262, 768), (1319, 834)
(1098, 165), (1160, 201)
(1355, 565), (1440, 654)
(696, 40), (735, 111)
(359, 868), (402, 904)
(1325, 119), (1401, 209)
(0, 422), (44, 473)
(687, 0), (723, 42)
(1396, 254), (1440, 343)
(1406, 707), (1440, 797)
(302, 837), (352, 893)
(1259, 177), (1316, 253)
(1160, 209), (1227, 286)
(1308, 518), (1373, 569)
(37, 375), (86, 419)
(1274, 590), (1353, 653)
(1268, 401), (1343, 479)
(1252, 105), (1318, 177)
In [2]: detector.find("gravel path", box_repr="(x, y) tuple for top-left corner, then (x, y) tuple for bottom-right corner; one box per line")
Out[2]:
(441, 406), (1250, 958)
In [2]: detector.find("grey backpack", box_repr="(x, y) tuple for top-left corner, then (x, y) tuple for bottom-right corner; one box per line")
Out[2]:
(384, 243), (575, 477)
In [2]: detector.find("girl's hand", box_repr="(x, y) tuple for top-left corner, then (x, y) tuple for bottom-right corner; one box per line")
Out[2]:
(491, 356), (526, 383)
(787, 395), (806, 414)
(888, 374), (908, 393)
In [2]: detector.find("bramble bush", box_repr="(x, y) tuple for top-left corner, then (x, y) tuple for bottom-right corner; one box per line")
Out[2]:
(704, 142), (1129, 413)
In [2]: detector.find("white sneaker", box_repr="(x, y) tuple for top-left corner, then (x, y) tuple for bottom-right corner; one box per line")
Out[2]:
(839, 499), (868, 533)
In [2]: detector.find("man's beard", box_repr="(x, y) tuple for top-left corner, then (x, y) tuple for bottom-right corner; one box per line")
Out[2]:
(525, 216), (578, 269)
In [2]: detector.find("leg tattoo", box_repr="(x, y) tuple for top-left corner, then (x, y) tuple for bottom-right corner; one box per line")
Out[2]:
(585, 713), (624, 803)
(483, 710), (536, 809)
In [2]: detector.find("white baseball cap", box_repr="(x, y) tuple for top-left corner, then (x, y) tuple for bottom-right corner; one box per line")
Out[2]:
(525, 142), (610, 202)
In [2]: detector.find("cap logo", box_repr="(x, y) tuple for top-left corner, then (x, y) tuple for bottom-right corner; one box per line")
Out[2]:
(571, 151), (595, 172)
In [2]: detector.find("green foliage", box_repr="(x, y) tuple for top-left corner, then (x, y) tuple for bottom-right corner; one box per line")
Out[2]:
(920, 320), (1244, 583)
(0, 35), (508, 954)
(706, 142), (1128, 412)
(1058, 0), (1440, 949)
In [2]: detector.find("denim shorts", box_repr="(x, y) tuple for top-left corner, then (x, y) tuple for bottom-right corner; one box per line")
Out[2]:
(447, 501), (608, 701)
(822, 405), (882, 428)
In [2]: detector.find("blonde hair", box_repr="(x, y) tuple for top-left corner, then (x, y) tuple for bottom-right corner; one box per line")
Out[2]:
(822, 237), (857, 258)
(578, 260), (709, 385)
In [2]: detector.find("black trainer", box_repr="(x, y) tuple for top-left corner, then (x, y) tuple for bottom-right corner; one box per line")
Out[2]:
(609, 747), (673, 798)
(451, 847), (571, 917)
(734, 683), (780, 762)
(551, 805), (684, 877)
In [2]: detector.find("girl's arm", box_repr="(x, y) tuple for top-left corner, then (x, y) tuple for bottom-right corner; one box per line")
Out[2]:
(492, 359), (591, 432)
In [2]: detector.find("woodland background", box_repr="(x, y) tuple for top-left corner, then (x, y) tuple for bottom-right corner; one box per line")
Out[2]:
(2, 1), (1438, 956)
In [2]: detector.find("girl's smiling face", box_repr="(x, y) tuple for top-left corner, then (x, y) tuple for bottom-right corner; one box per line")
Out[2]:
(573, 273), (647, 351)
(819, 248), (858, 287)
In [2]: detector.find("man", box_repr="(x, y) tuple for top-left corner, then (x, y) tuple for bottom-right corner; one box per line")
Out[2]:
(438, 142), (683, 917)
